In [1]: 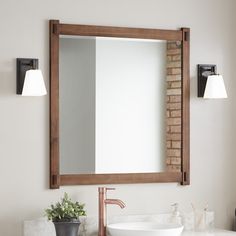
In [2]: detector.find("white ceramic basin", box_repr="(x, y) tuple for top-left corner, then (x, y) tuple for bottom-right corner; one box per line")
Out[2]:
(107, 222), (184, 236)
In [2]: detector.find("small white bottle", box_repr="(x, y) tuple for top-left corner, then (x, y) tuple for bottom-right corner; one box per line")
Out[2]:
(170, 203), (182, 225)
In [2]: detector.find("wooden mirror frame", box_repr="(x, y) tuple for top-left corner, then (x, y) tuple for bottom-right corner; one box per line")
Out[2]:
(49, 19), (190, 189)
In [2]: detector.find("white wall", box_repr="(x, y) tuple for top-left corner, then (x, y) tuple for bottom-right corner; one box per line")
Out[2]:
(96, 38), (166, 173)
(0, 0), (235, 235)
(60, 37), (96, 174)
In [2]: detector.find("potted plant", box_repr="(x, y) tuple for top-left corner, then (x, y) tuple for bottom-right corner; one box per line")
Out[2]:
(45, 193), (86, 236)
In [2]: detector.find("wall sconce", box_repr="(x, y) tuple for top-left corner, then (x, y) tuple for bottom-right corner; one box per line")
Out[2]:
(16, 58), (47, 96)
(197, 64), (227, 99)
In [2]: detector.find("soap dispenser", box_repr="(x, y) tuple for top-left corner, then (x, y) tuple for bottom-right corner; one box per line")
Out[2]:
(170, 203), (182, 225)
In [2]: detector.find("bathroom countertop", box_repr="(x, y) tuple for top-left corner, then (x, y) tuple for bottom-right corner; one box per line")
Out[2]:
(183, 229), (236, 236)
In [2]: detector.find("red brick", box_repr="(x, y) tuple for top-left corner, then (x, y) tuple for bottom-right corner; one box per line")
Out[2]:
(166, 126), (170, 132)
(170, 157), (181, 164)
(172, 141), (181, 149)
(166, 133), (181, 141)
(170, 125), (181, 133)
(167, 88), (181, 95)
(171, 81), (181, 88)
(171, 110), (181, 118)
(166, 165), (181, 172)
(167, 118), (181, 125)
(171, 68), (181, 75)
(170, 95), (181, 103)
(166, 141), (171, 148)
(167, 61), (181, 68)
(166, 103), (181, 110)
(167, 149), (181, 157)
(167, 49), (181, 55)
(166, 157), (171, 165)
(166, 75), (181, 82)
(171, 55), (181, 61)
(166, 110), (170, 118)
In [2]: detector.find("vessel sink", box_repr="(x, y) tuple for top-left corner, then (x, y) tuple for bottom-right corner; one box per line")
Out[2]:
(107, 222), (184, 236)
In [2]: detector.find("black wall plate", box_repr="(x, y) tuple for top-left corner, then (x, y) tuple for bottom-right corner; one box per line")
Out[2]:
(16, 58), (38, 94)
(197, 64), (217, 97)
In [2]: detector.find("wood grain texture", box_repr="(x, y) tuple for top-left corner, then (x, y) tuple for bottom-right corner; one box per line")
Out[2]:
(181, 28), (190, 185)
(49, 20), (190, 188)
(50, 20), (60, 189)
(58, 24), (182, 41)
(61, 172), (182, 185)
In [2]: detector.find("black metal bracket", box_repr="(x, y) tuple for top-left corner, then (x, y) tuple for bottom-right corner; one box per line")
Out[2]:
(184, 31), (190, 41)
(16, 58), (38, 94)
(197, 64), (216, 97)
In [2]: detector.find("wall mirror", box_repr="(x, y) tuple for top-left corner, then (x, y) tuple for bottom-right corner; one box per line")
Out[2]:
(49, 20), (190, 189)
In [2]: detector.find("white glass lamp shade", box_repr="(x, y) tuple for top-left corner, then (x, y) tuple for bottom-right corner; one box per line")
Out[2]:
(203, 75), (227, 99)
(22, 69), (47, 96)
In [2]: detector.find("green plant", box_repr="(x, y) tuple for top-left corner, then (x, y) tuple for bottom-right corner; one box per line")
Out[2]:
(45, 193), (86, 221)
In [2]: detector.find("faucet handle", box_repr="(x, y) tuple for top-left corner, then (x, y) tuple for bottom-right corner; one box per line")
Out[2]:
(98, 187), (116, 193)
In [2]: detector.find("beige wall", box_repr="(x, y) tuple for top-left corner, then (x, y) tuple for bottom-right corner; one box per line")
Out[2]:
(0, 0), (236, 235)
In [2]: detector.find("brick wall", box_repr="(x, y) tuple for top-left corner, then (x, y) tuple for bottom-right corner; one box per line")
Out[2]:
(166, 41), (182, 172)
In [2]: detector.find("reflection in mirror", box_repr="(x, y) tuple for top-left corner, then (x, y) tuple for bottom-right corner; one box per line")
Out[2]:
(165, 41), (182, 172)
(59, 36), (182, 175)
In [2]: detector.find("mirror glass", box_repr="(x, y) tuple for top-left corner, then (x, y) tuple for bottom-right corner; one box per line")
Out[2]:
(59, 36), (182, 175)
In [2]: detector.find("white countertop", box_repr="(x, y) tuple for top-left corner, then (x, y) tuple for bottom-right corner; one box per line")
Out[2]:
(23, 216), (236, 236)
(183, 229), (236, 236)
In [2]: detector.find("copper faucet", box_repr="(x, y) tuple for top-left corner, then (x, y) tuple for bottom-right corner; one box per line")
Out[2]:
(98, 187), (126, 236)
